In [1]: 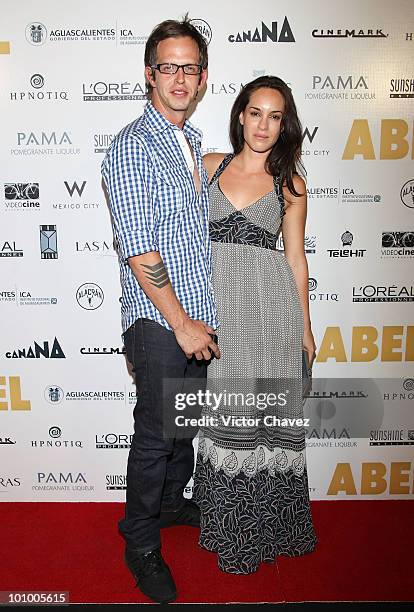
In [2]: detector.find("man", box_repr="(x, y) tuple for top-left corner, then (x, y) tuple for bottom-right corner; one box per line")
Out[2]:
(102, 17), (219, 604)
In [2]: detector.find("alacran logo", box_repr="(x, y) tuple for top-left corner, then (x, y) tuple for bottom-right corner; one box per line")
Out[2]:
(5, 337), (65, 359)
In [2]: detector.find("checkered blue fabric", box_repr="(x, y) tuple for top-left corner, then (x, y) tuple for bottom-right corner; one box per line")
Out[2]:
(102, 102), (218, 333)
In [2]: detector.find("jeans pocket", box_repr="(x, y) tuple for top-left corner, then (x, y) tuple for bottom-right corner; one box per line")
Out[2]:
(123, 322), (136, 365)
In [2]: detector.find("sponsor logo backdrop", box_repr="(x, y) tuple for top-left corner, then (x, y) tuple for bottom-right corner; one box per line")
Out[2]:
(1, 0), (413, 500)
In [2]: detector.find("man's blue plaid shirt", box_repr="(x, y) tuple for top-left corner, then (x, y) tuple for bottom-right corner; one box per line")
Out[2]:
(102, 102), (218, 333)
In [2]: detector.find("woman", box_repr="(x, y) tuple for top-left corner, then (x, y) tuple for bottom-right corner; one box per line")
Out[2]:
(192, 76), (317, 574)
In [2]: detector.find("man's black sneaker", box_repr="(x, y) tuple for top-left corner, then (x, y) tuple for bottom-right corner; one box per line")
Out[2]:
(159, 499), (200, 528)
(125, 547), (177, 604)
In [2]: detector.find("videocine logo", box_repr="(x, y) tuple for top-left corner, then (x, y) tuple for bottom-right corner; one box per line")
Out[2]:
(228, 17), (294, 43)
(4, 183), (40, 211)
(5, 183), (39, 200)
(40, 225), (58, 259)
(5, 337), (65, 359)
(381, 231), (414, 258)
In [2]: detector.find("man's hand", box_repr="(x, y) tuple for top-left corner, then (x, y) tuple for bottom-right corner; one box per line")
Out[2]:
(173, 319), (220, 361)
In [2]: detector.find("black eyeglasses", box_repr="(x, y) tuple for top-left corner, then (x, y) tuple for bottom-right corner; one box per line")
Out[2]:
(151, 63), (202, 75)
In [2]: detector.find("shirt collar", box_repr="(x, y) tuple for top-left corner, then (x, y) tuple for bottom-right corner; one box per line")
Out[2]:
(143, 101), (202, 144)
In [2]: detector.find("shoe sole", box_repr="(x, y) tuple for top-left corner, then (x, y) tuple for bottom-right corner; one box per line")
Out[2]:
(125, 556), (177, 604)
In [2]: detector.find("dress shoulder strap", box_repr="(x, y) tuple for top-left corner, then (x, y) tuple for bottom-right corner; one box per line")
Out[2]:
(209, 153), (235, 185)
(273, 175), (286, 221)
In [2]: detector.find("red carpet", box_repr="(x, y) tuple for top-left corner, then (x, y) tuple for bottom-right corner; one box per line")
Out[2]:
(1, 501), (413, 604)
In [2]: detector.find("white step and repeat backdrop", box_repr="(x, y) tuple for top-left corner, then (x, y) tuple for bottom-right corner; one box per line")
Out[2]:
(1, 0), (413, 501)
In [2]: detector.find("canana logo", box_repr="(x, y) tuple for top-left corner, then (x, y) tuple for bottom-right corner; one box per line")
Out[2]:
(5, 337), (65, 359)
(228, 18), (294, 43)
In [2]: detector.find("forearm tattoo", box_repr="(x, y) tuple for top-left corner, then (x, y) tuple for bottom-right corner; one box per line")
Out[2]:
(140, 261), (170, 289)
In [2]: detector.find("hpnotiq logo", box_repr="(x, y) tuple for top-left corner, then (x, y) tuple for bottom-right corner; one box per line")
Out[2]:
(30, 74), (44, 88)
(49, 426), (61, 438)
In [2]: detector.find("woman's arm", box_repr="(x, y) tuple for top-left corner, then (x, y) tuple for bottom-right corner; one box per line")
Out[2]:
(281, 175), (316, 363)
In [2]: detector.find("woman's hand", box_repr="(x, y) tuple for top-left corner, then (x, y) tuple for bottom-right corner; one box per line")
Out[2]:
(303, 328), (316, 367)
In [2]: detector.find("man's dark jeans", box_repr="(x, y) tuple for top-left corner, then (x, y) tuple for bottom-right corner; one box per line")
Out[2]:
(119, 317), (207, 553)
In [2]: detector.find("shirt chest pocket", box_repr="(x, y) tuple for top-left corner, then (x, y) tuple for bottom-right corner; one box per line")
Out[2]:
(155, 166), (189, 216)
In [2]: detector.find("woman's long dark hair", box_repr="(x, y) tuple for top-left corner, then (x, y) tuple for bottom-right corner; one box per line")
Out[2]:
(229, 76), (305, 197)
